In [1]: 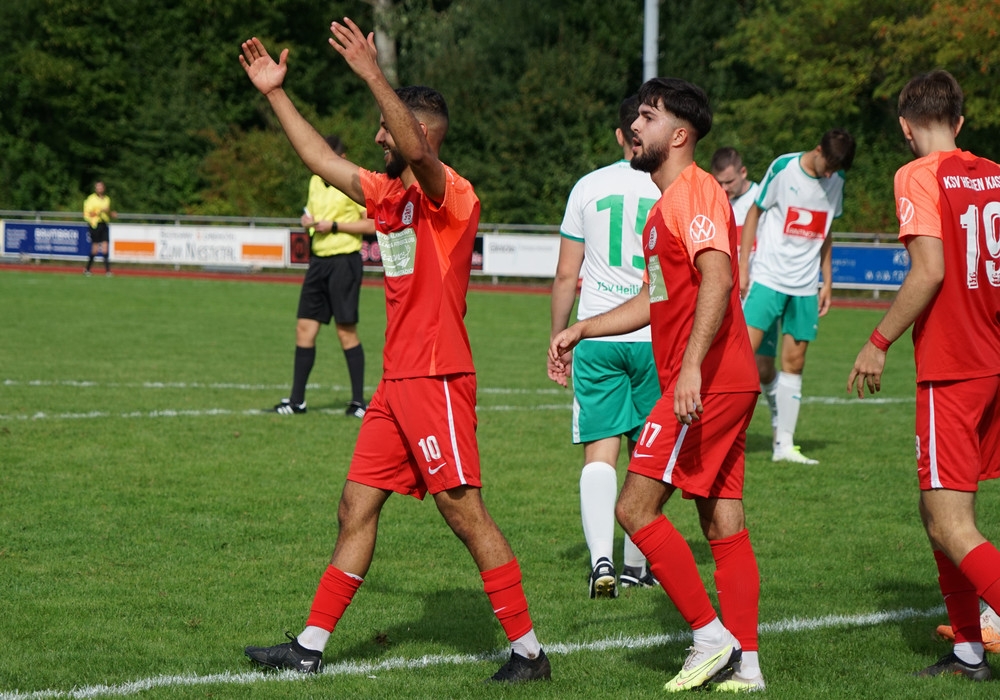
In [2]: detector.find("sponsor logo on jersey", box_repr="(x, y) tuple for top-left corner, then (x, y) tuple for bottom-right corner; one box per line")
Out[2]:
(782, 207), (829, 239)
(402, 201), (415, 225)
(648, 225), (658, 250)
(897, 197), (915, 226)
(376, 228), (417, 277)
(647, 255), (667, 303)
(689, 214), (716, 243)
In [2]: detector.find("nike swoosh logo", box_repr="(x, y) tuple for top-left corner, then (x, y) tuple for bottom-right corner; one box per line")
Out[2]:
(428, 463), (446, 475)
(633, 452), (654, 458)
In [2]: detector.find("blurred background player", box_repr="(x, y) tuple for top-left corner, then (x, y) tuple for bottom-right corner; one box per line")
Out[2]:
(848, 69), (1000, 682)
(240, 18), (549, 684)
(711, 148), (780, 442)
(551, 77), (764, 693)
(83, 181), (116, 276)
(549, 95), (660, 598)
(273, 135), (374, 417)
(739, 129), (856, 464)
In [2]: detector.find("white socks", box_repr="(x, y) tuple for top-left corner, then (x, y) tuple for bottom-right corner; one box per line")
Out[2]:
(762, 376), (779, 436)
(298, 625), (331, 653)
(623, 535), (646, 570)
(580, 462), (617, 568)
(774, 371), (803, 451)
(512, 628), (542, 659)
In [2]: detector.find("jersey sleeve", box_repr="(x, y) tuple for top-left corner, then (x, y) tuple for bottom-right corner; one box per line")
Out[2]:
(667, 172), (732, 262)
(559, 179), (586, 241)
(895, 159), (942, 243)
(359, 168), (390, 220)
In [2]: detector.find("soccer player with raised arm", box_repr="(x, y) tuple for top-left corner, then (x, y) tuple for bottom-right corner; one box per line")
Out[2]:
(848, 69), (1000, 682)
(551, 77), (764, 693)
(239, 18), (549, 684)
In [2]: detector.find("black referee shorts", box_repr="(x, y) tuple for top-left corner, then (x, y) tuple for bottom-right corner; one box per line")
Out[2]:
(88, 222), (109, 244)
(297, 252), (363, 325)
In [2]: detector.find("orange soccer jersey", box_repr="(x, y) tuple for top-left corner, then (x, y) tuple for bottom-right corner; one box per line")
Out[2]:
(360, 166), (480, 379)
(895, 150), (1000, 382)
(642, 163), (758, 394)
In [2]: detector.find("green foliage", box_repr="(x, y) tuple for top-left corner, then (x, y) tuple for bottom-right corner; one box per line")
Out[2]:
(4, 1), (1000, 229)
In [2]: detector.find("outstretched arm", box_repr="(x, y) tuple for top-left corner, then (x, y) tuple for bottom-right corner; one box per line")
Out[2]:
(846, 235), (943, 398)
(239, 37), (364, 204)
(329, 18), (446, 202)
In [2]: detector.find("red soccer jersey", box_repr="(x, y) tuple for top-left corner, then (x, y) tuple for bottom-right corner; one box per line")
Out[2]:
(643, 163), (759, 394)
(360, 165), (480, 379)
(895, 150), (1000, 382)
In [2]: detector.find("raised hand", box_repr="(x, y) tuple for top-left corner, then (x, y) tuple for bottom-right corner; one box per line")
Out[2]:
(328, 17), (381, 84)
(239, 37), (288, 95)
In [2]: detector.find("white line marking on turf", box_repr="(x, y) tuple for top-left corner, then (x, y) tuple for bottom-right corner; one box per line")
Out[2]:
(1, 379), (566, 395)
(0, 605), (945, 700)
(0, 379), (916, 404)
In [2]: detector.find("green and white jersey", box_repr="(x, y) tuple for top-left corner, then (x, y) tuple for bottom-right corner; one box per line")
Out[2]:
(731, 181), (760, 228)
(560, 160), (660, 342)
(752, 153), (844, 296)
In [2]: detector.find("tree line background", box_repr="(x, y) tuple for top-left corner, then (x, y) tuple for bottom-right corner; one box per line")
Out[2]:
(2, 0), (998, 233)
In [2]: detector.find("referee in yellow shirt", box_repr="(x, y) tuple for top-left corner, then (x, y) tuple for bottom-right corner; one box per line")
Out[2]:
(83, 181), (116, 275)
(273, 136), (375, 417)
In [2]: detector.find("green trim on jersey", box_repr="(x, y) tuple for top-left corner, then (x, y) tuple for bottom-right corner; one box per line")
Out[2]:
(754, 153), (799, 209)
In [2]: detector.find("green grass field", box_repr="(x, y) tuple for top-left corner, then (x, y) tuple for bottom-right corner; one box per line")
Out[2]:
(1, 268), (998, 699)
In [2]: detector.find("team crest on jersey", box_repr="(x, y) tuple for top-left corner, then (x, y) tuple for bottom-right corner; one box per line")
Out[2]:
(782, 207), (828, 239)
(897, 197), (914, 226)
(689, 215), (716, 243)
(402, 201), (415, 225)
(648, 226), (658, 250)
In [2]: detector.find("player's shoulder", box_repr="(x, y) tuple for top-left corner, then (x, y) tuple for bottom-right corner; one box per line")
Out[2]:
(766, 153), (801, 178)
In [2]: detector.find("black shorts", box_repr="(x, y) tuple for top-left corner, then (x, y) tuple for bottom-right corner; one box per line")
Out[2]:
(88, 222), (109, 244)
(297, 252), (363, 325)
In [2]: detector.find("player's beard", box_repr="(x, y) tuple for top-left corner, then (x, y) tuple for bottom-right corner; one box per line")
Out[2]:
(385, 147), (407, 179)
(630, 140), (668, 174)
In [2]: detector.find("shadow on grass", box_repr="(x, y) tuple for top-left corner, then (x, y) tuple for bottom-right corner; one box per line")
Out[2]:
(336, 585), (500, 659)
(877, 577), (949, 657)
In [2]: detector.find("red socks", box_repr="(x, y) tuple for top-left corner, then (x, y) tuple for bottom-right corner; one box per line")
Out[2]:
(305, 566), (363, 632)
(959, 542), (1000, 617)
(935, 550), (982, 643)
(632, 515), (716, 630)
(481, 559), (533, 641)
(711, 528), (760, 652)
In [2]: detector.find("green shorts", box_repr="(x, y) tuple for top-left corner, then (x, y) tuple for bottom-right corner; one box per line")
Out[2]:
(571, 340), (660, 444)
(743, 282), (818, 344)
(757, 322), (779, 358)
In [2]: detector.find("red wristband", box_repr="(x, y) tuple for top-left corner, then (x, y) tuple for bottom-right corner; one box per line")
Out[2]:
(869, 329), (892, 352)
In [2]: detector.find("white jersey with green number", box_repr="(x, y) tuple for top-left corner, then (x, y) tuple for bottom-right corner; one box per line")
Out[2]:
(560, 160), (660, 342)
(751, 152), (845, 296)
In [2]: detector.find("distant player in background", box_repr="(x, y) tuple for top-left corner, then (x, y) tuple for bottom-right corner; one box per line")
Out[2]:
(549, 95), (660, 599)
(83, 181), (116, 276)
(848, 69), (1000, 682)
(711, 148), (780, 440)
(551, 77), (764, 693)
(273, 135), (374, 417)
(739, 129), (856, 464)
(240, 17), (549, 684)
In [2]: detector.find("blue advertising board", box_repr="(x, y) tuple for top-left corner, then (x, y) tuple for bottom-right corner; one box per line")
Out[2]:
(829, 243), (910, 289)
(2, 220), (91, 259)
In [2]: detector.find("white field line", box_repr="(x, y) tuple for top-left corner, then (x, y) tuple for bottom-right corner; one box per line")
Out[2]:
(0, 605), (944, 700)
(0, 379), (913, 422)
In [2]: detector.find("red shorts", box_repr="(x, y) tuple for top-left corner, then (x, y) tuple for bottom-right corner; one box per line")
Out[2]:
(627, 392), (756, 499)
(916, 375), (1000, 491)
(348, 373), (482, 499)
